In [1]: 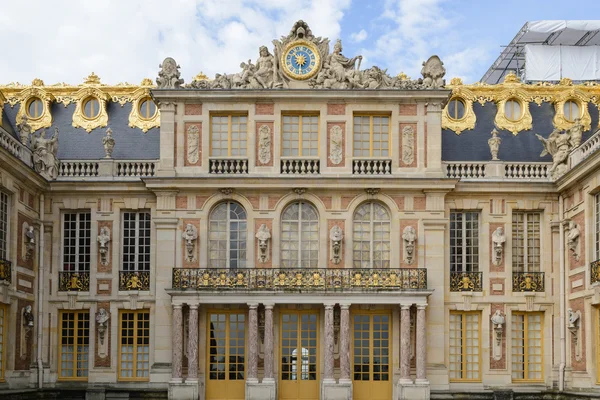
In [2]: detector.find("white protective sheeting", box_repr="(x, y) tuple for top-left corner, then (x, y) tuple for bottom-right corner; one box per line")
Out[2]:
(527, 20), (600, 34)
(525, 45), (600, 81)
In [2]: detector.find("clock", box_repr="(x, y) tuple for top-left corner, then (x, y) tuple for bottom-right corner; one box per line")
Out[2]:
(281, 40), (321, 80)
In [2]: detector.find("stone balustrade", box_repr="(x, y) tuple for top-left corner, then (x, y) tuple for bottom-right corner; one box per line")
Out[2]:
(352, 158), (392, 175)
(0, 127), (33, 168)
(569, 128), (600, 168)
(57, 159), (158, 180)
(443, 161), (553, 181)
(209, 157), (249, 174)
(280, 157), (320, 174)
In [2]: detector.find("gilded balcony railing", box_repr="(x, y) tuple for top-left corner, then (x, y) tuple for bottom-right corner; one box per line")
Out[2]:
(172, 268), (427, 291)
(591, 259), (600, 285)
(119, 270), (150, 291)
(0, 259), (12, 283)
(512, 272), (545, 292)
(58, 271), (90, 292)
(449, 271), (483, 292)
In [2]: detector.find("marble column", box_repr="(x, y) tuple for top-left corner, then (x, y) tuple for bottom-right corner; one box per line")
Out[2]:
(400, 304), (412, 383)
(263, 304), (274, 381)
(416, 304), (428, 383)
(324, 303), (335, 382)
(171, 304), (183, 382)
(247, 303), (259, 382)
(339, 303), (351, 383)
(187, 304), (199, 381)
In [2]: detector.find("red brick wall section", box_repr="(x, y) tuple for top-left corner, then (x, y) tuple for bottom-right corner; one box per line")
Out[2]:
(327, 220), (345, 268)
(489, 303), (506, 370)
(28, 192), (34, 209)
(16, 272), (34, 294)
(569, 212), (585, 270)
(184, 122), (202, 167)
(341, 195), (356, 210)
(17, 213), (34, 270)
(320, 196), (332, 210)
(184, 104), (202, 115)
(182, 219), (200, 268)
(255, 219), (273, 268)
(97, 221), (113, 273)
(327, 103), (346, 115)
(255, 121), (274, 167)
(489, 223), (505, 272)
(95, 301), (111, 368)
(176, 196), (188, 210)
(246, 196), (260, 210)
(268, 196), (281, 210)
(15, 299), (33, 370)
(255, 103), (274, 115)
(399, 123), (418, 168)
(97, 279), (112, 296)
(392, 196), (405, 211)
(489, 278), (505, 295)
(196, 196), (209, 210)
(400, 220), (419, 268)
(569, 271), (586, 294)
(327, 122), (346, 168)
(569, 298), (586, 371)
(413, 197), (426, 211)
(399, 104), (417, 116)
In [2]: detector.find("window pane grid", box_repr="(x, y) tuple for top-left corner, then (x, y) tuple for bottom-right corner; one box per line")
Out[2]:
(353, 116), (390, 158)
(281, 312), (318, 381)
(449, 312), (480, 381)
(0, 191), (8, 260)
(353, 203), (390, 268)
(59, 311), (89, 379)
(62, 212), (91, 272)
(209, 202), (247, 269)
(353, 314), (390, 382)
(211, 115), (247, 157)
(119, 311), (150, 380)
(281, 202), (319, 268)
(208, 313), (246, 381)
(512, 212), (541, 272)
(282, 115), (318, 157)
(450, 211), (480, 272)
(511, 313), (543, 381)
(122, 212), (151, 271)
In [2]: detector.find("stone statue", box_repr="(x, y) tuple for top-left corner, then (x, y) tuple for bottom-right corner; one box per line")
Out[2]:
(536, 127), (573, 178)
(311, 39), (362, 89)
(97, 226), (111, 266)
(31, 127), (60, 180)
(96, 307), (109, 345)
(329, 125), (343, 165)
(23, 305), (34, 327)
(255, 224), (271, 263)
(488, 128), (501, 161)
(421, 55), (446, 89)
(329, 225), (343, 264)
(567, 221), (580, 261)
(402, 226), (417, 265)
(182, 223), (198, 262)
(255, 46), (277, 88)
(17, 115), (32, 145)
(25, 225), (35, 261)
(569, 118), (584, 148)
(258, 125), (271, 164)
(156, 57), (184, 89)
(102, 128), (115, 158)
(567, 308), (580, 329)
(492, 227), (506, 266)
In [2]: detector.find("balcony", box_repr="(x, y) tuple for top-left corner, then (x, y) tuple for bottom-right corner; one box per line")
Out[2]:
(512, 271), (545, 292)
(591, 259), (600, 285)
(171, 267), (427, 291)
(57, 159), (158, 179)
(0, 259), (12, 283)
(352, 159), (392, 175)
(209, 157), (248, 174)
(119, 270), (150, 291)
(449, 271), (483, 292)
(280, 158), (320, 175)
(58, 271), (90, 292)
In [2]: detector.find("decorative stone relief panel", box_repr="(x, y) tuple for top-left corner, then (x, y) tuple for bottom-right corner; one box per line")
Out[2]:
(256, 122), (273, 166)
(184, 123), (202, 166)
(400, 124), (416, 167)
(327, 122), (345, 167)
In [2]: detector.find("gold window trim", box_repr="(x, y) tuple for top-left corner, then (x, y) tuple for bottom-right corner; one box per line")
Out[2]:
(449, 311), (482, 382)
(552, 88), (592, 132)
(281, 113), (320, 157)
(352, 113), (392, 158)
(14, 86), (55, 132)
(58, 310), (90, 381)
(72, 86), (110, 132)
(442, 86), (476, 135)
(494, 89), (532, 136)
(128, 88), (160, 133)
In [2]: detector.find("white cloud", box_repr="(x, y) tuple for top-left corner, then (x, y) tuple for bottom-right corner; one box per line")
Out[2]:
(0, 0), (350, 85)
(350, 29), (368, 43)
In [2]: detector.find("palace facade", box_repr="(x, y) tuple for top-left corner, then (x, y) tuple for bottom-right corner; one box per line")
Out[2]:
(0, 20), (600, 400)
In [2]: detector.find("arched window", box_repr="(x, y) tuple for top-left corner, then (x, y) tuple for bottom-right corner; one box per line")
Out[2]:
(281, 202), (319, 268)
(353, 202), (390, 268)
(209, 202), (247, 269)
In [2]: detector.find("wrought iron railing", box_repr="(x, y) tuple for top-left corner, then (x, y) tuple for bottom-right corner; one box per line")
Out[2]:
(171, 268), (427, 291)
(58, 271), (90, 292)
(591, 259), (600, 285)
(0, 259), (12, 283)
(512, 272), (545, 292)
(119, 270), (150, 291)
(449, 271), (483, 292)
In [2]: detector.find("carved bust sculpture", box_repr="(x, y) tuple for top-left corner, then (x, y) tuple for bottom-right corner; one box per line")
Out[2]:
(96, 307), (109, 327)
(568, 308), (580, 329)
(256, 224), (271, 263)
(329, 225), (343, 264)
(402, 226), (417, 265)
(567, 221), (580, 261)
(491, 310), (505, 329)
(23, 305), (34, 327)
(492, 227), (506, 266)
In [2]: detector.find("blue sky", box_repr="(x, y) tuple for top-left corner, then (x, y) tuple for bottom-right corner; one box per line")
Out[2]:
(1, 0), (599, 85)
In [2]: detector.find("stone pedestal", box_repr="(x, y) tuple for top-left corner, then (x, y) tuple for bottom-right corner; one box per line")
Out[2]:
(321, 380), (352, 400)
(169, 381), (199, 400)
(398, 381), (430, 400)
(246, 380), (276, 400)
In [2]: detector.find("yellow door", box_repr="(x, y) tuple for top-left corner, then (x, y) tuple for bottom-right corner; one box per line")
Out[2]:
(279, 311), (319, 400)
(352, 312), (392, 400)
(206, 312), (246, 400)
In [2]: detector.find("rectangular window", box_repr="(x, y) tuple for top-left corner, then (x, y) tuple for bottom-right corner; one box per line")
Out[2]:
(282, 114), (319, 157)
(449, 311), (481, 381)
(119, 310), (150, 380)
(512, 212), (541, 272)
(211, 115), (248, 157)
(352, 115), (390, 158)
(122, 212), (151, 271)
(450, 211), (480, 272)
(0, 304), (6, 381)
(0, 191), (8, 261)
(59, 311), (90, 380)
(62, 212), (91, 271)
(511, 312), (543, 381)
(596, 193), (600, 260)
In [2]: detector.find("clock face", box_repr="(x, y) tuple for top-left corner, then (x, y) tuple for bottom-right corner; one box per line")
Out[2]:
(282, 40), (321, 80)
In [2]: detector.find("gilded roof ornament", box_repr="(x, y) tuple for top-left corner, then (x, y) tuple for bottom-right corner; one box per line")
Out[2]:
(31, 78), (45, 87)
(140, 78), (154, 86)
(397, 72), (410, 81)
(83, 72), (102, 86)
(193, 72), (209, 82)
(503, 72), (520, 84)
(449, 77), (463, 86)
(559, 77), (573, 86)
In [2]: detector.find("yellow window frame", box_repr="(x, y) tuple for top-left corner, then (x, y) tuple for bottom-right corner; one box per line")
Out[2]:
(281, 113), (320, 157)
(448, 311), (482, 382)
(511, 312), (544, 382)
(118, 310), (151, 382)
(58, 310), (90, 381)
(209, 113), (248, 157)
(206, 309), (248, 383)
(351, 309), (393, 382)
(352, 114), (392, 158)
(596, 307), (600, 384)
(0, 303), (6, 381)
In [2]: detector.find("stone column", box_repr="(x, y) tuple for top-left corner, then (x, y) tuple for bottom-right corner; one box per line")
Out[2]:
(247, 303), (259, 383)
(324, 303), (335, 382)
(400, 304), (412, 383)
(339, 303), (351, 383)
(171, 304), (183, 382)
(264, 303), (274, 382)
(416, 305), (428, 383)
(187, 304), (199, 381)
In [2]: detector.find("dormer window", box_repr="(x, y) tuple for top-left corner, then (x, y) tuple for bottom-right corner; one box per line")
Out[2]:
(447, 98), (466, 120)
(504, 99), (522, 122)
(563, 100), (580, 122)
(82, 97), (101, 119)
(26, 97), (44, 119)
(138, 98), (157, 120)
